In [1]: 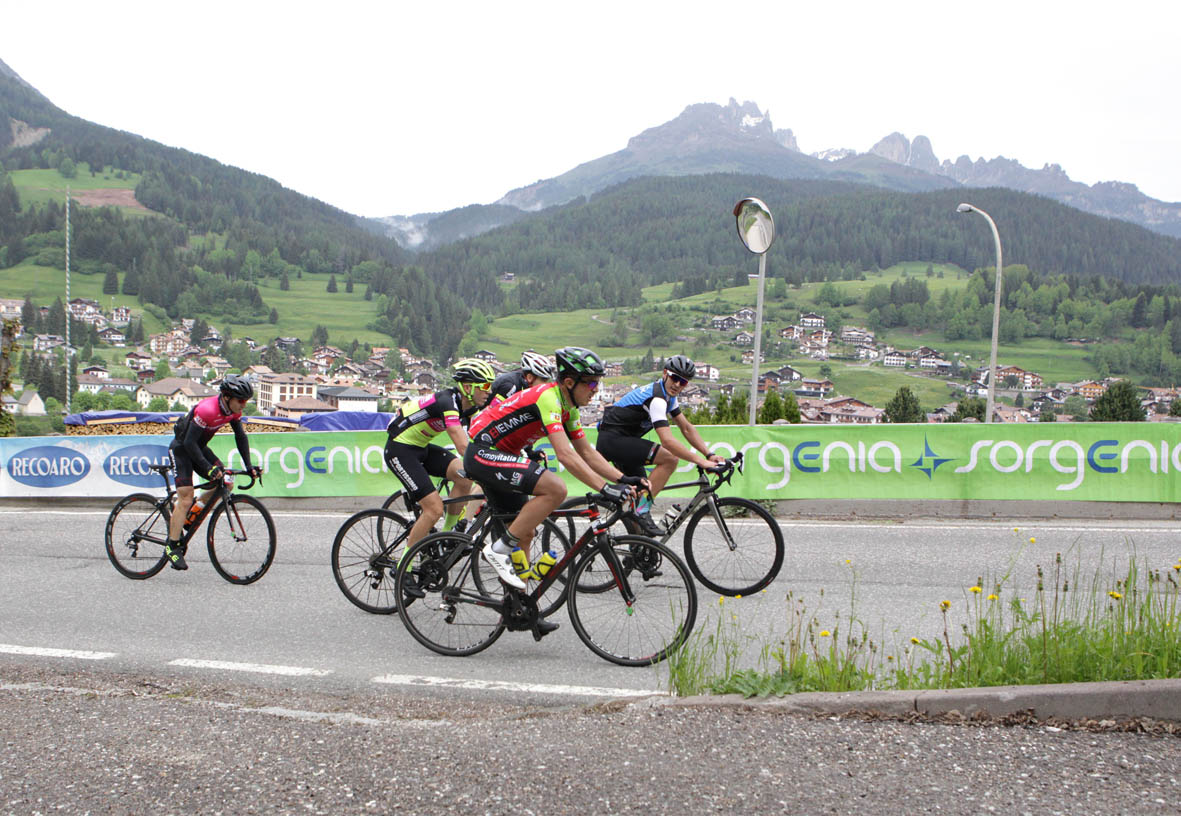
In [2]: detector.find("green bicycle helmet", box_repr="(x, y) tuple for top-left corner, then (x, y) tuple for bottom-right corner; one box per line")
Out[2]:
(554, 346), (605, 379)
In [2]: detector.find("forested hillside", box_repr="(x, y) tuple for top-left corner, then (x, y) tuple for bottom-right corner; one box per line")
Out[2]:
(416, 174), (1181, 314)
(0, 69), (470, 358)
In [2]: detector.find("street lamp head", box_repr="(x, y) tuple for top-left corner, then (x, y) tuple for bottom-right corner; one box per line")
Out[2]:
(956, 203), (974, 214)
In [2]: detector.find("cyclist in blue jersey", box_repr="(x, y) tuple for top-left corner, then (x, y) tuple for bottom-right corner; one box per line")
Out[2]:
(596, 354), (724, 535)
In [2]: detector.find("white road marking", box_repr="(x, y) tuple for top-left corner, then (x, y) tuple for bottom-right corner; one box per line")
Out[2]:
(169, 658), (332, 677)
(0, 643), (116, 660)
(372, 673), (663, 698)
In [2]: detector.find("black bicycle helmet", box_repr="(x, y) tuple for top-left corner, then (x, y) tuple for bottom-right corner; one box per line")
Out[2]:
(665, 354), (696, 380)
(220, 373), (254, 401)
(554, 346), (605, 379)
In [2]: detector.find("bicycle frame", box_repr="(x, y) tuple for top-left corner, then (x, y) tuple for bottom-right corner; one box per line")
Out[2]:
(135, 466), (262, 550)
(439, 497), (640, 636)
(648, 454), (744, 549)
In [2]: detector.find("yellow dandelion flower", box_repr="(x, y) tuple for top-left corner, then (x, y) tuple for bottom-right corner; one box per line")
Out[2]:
(820, 630), (831, 637)
(735, 594), (742, 599)
(1108, 591), (1123, 600)
(845, 559), (851, 564)
(910, 637), (920, 644)
(1029, 537), (1036, 543)
(887, 655), (894, 661)
(969, 586), (982, 594)
(718, 597), (724, 605)
(940, 600), (951, 611)
(987, 593), (998, 601)
(1173, 564), (1180, 572)
(1012, 527), (1019, 532)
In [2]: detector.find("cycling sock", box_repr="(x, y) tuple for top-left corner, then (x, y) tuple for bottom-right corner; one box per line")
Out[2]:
(636, 494), (653, 515)
(491, 530), (520, 556)
(442, 509), (464, 531)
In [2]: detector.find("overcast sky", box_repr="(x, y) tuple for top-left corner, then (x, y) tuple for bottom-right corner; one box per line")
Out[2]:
(2, 1), (1177, 217)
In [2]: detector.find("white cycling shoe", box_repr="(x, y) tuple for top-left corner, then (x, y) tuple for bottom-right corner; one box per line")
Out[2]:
(481, 545), (527, 590)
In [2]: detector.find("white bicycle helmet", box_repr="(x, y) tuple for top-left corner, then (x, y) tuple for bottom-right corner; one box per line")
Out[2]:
(520, 350), (556, 380)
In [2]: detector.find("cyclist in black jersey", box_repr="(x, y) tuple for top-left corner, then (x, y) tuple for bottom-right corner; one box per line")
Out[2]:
(489, 350), (555, 403)
(597, 354), (724, 535)
(384, 358), (494, 549)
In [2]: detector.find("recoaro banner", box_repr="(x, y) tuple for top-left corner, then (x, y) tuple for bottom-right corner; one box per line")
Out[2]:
(2, 423), (1180, 502)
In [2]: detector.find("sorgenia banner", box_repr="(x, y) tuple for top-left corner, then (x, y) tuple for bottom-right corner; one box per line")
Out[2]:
(2, 424), (1179, 502)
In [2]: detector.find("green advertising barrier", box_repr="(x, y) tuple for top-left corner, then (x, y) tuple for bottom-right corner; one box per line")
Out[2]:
(203, 423), (1181, 503)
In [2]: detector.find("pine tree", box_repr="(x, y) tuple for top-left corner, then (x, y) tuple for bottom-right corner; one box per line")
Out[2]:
(884, 387), (924, 423)
(1089, 380), (1146, 421)
(327, 274), (338, 293)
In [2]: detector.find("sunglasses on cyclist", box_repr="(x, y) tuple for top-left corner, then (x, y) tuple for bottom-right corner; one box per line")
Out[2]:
(667, 373), (690, 386)
(579, 378), (600, 391)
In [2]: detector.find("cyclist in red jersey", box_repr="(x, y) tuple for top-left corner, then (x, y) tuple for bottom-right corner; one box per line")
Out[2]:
(465, 346), (645, 601)
(165, 374), (261, 570)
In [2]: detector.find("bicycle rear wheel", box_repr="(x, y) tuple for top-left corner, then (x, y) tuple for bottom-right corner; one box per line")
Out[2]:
(104, 493), (170, 579)
(206, 494), (277, 585)
(682, 497), (784, 596)
(332, 508), (411, 614)
(395, 532), (506, 657)
(567, 535), (697, 666)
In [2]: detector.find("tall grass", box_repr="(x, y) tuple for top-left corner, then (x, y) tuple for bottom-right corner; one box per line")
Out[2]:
(666, 550), (1181, 697)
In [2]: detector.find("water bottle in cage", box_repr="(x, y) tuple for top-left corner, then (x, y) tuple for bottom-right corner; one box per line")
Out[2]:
(659, 503), (683, 531)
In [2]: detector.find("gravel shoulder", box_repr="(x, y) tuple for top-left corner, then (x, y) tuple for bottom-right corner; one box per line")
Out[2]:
(2, 663), (1178, 814)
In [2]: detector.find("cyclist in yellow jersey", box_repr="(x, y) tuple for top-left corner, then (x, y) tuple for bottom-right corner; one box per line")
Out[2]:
(465, 346), (646, 596)
(384, 358), (494, 549)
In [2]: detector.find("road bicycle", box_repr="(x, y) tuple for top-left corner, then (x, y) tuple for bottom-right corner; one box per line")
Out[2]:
(393, 491), (697, 667)
(331, 479), (570, 615)
(618, 453), (785, 596)
(104, 465), (276, 584)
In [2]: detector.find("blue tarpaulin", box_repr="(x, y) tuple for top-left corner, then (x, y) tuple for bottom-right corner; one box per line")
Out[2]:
(298, 411), (395, 432)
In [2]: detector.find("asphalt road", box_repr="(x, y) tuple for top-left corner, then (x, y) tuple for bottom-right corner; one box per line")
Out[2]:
(1, 506), (1178, 812)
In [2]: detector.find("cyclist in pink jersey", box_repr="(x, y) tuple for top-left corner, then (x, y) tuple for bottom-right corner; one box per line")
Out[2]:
(164, 374), (260, 570)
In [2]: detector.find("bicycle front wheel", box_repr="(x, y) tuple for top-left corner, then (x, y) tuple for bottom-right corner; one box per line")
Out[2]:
(332, 508), (411, 614)
(682, 497), (784, 596)
(395, 532), (506, 657)
(567, 535), (697, 667)
(206, 494), (277, 585)
(104, 493), (170, 579)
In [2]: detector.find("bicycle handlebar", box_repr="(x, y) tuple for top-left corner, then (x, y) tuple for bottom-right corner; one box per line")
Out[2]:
(196, 467), (263, 491)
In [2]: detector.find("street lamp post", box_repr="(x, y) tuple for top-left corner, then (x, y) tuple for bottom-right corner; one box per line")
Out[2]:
(732, 198), (775, 425)
(957, 202), (1003, 423)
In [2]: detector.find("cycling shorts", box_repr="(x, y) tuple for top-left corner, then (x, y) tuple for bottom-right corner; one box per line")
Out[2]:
(462, 441), (547, 513)
(384, 439), (456, 503)
(168, 441), (221, 488)
(595, 429), (660, 480)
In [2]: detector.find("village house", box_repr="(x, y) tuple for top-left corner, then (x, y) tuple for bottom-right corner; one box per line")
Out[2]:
(740, 348), (765, 364)
(33, 334), (66, 352)
(274, 396), (336, 419)
(255, 372), (318, 414)
(799, 312), (826, 329)
(733, 331), (754, 346)
(694, 363), (720, 381)
(136, 377), (217, 410)
(603, 361), (624, 378)
(97, 326), (126, 346)
(82, 364), (109, 380)
(997, 365), (1044, 391)
(1076, 381), (1106, 401)
(795, 378), (835, 397)
(111, 305), (131, 324)
(819, 397), (885, 424)
(857, 343), (880, 361)
(778, 325), (804, 341)
(882, 351), (907, 367)
(711, 315), (742, 331)
(317, 385), (381, 413)
(776, 365), (803, 382)
(734, 307), (756, 323)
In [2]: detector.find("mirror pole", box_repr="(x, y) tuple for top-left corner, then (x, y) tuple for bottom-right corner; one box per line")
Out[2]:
(748, 251), (767, 425)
